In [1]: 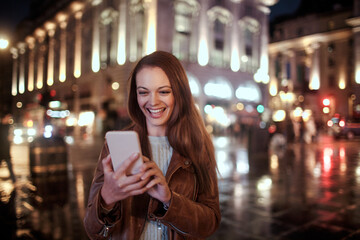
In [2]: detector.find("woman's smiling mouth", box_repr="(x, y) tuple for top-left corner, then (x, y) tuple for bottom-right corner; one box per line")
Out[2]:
(147, 108), (166, 117)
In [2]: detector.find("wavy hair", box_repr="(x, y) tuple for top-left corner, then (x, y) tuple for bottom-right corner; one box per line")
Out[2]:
(127, 51), (216, 193)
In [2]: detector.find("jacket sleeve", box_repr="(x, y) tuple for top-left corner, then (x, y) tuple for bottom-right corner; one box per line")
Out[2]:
(83, 142), (122, 240)
(148, 157), (221, 238)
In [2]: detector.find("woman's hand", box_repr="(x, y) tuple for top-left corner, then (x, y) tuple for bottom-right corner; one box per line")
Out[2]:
(140, 160), (172, 205)
(100, 153), (149, 208)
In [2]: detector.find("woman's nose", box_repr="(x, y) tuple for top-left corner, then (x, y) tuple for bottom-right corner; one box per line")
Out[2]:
(150, 93), (159, 105)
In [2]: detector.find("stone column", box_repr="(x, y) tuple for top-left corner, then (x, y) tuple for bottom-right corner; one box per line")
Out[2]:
(230, 2), (240, 72)
(10, 47), (18, 96)
(197, 0), (209, 66)
(57, 15), (68, 82)
(257, 5), (270, 80)
(309, 42), (320, 90)
(74, 11), (83, 78)
(25, 36), (36, 92)
(92, 0), (101, 72)
(35, 28), (46, 90)
(190, 7), (200, 62)
(17, 43), (26, 94)
(117, 0), (127, 65)
(45, 22), (56, 86)
(143, 0), (157, 55)
(223, 18), (232, 67)
(288, 50), (296, 92)
(238, 19), (245, 72)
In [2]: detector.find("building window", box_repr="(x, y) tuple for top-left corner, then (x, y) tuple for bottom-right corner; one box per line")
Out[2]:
(328, 43), (335, 53)
(129, 1), (145, 61)
(214, 19), (224, 50)
(207, 6), (232, 67)
(328, 58), (335, 68)
(329, 74), (335, 88)
(328, 20), (335, 30)
(274, 28), (284, 41)
(173, 0), (199, 61)
(245, 28), (253, 57)
(242, 16), (259, 72)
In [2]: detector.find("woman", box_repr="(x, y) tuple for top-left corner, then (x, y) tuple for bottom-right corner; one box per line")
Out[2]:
(84, 51), (220, 239)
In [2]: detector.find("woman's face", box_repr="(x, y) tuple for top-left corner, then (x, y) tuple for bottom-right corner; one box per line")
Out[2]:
(136, 66), (175, 136)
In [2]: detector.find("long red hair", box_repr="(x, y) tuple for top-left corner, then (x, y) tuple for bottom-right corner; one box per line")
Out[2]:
(127, 51), (216, 193)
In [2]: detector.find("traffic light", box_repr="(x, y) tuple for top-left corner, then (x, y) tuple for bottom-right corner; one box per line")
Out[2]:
(39, 89), (57, 108)
(322, 97), (331, 114)
(39, 90), (51, 107)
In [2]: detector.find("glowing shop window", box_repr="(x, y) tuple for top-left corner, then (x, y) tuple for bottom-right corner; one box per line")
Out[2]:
(204, 78), (233, 100)
(235, 81), (261, 103)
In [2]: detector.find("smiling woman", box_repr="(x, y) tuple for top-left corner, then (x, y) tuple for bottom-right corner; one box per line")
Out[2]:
(84, 51), (220, 240)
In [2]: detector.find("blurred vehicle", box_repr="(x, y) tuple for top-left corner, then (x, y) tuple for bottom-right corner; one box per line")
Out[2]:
(327, 114), (342, 137)
(336, 120), (360, 139)
(12, 124), (37, 144)
(328, 116), (360, 139)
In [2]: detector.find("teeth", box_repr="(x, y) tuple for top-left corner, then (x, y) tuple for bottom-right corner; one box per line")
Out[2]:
(149, 109), (162, 113)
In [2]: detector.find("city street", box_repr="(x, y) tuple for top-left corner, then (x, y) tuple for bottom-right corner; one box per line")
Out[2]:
(1, 133), (360, 239)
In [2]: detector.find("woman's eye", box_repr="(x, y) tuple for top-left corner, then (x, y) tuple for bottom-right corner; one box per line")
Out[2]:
(159, 90), (171, 95)
(138, 91), (148, 95)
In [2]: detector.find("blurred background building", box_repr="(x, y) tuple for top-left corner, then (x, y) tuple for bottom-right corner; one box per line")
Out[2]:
(7, 0), (278, 142)
(269, 0), (360, 139)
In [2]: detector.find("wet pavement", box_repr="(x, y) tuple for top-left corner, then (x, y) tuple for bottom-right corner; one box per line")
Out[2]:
(1, 133), (360, 239)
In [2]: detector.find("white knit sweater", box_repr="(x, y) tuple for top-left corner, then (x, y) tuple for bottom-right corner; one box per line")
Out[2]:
(139, 136), (173, 240)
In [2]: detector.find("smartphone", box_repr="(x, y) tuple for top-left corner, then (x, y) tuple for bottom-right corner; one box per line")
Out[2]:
(105, 131), (143, 175)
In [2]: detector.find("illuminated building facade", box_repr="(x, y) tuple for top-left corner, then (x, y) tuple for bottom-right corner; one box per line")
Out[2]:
(10, 0), (277, 138)
(269, 0), (360, 126)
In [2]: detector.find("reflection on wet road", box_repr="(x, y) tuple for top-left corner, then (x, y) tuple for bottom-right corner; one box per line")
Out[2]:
(1, 135), (360, 239)
(211, 135), (360, 240)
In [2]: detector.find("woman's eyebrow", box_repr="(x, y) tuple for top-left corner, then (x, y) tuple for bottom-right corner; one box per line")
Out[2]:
(137, 86), (148, 90)
(158, 85), (172, 89)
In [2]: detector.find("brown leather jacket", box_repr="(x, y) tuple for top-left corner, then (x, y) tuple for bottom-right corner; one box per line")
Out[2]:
(84, 141), (221, 240)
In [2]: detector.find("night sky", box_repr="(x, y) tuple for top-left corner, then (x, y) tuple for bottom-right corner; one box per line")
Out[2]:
(0, 0), (31, 38)
(0, 0), (300, 39)
(270, 0), (302, 21)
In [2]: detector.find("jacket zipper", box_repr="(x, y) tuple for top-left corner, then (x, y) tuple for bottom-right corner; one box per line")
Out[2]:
(100, 224), (112, 238)
(162, 220), (188, 235)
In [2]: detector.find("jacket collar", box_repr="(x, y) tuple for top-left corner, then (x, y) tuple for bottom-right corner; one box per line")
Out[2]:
(165, 151), (193, 182)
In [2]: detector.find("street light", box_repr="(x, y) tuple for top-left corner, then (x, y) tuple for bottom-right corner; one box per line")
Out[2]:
(0, 37), (9, 50)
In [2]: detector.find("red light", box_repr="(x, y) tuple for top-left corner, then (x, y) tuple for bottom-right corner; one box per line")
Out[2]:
(339, 120), (345, 127)
(50, 89), (56, 97)
(322, 98), (330, 106)
(268, 125), (276, 134)
(37, 93), (42, 101)
(327, 120), (333, 127)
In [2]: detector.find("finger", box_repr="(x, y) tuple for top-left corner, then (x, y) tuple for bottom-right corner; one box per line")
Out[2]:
(121, 178), (149, 193)
(140, 167), (163, 181)
(142, 156), (150, 163)
(139, 161), (158, 172)
(127, 186), (149, 196)
(145, 178), (163, 189)
(114, 152), (140, 178)
(102, 155), (113, 173)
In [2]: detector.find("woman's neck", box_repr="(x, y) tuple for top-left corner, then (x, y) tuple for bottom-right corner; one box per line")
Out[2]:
(147, 126), (166, 137)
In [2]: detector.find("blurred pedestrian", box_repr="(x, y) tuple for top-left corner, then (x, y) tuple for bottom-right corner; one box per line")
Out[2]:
(84, 51), (220, 239)
(304, 116), (317, 144)
(0, 113), (16, 182)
